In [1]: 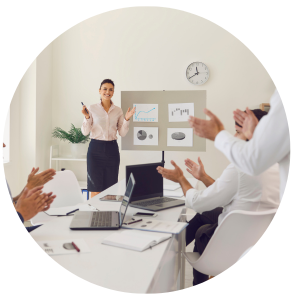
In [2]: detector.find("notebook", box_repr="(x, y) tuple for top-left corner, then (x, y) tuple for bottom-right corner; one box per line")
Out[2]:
(102, 230), (172, 251)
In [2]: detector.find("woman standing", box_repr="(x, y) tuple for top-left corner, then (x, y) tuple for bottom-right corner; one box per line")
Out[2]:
(81, 79), (135, 198)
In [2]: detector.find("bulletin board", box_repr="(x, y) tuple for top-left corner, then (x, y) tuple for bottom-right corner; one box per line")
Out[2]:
(121, 90), (206, 152)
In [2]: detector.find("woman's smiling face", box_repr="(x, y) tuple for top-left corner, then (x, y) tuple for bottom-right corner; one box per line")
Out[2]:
(99, 83), (114, 101)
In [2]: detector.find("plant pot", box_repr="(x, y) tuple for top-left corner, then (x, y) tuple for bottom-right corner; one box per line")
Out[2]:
(70, 143), (86, 158)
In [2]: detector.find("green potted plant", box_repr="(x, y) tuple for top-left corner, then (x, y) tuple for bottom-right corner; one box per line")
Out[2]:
(52, 124), (90, 158)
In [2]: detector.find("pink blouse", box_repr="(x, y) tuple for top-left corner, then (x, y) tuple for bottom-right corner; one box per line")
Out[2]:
(81, 102), (130, 141)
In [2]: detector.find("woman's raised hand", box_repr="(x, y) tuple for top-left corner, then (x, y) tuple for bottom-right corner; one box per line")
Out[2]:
(82, 105), (90, 119)
(125, 107), (136, 121)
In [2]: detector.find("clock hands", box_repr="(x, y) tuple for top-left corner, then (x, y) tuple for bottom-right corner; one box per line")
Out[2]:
(188, 67), (208, 80)
(188, 74), (197, 79)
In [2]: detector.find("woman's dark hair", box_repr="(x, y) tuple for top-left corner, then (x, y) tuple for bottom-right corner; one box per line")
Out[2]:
(100, 79), (115, 89)
(235, 109), (268, 128)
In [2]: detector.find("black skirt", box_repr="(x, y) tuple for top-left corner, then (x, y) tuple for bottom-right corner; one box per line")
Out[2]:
(87, 139), (120, 192)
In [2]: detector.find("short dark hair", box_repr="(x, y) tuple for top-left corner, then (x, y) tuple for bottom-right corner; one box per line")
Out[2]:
(100, 79), (115, 89)
(235, 109), (268, 128)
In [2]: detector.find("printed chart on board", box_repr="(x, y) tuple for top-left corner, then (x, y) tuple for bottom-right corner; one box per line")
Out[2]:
(167, 128), (193, 147)
(168, 103), (194, 122)
(133, 127), (158, 146)
(133, 104), (158, 122)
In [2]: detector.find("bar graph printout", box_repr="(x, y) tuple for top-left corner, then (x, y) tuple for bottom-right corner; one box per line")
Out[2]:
(168, 103), (194, 122)
(133, 104), (158, 122)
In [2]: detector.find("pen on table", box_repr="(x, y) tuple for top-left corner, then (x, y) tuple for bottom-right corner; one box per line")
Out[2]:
(66, 209), (79, 215)
(72, 241), (80, 252)
(124, 218), (143, 225)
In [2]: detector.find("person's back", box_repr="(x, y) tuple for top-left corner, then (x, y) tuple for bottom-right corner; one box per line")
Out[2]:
(219, 163), (280, 224)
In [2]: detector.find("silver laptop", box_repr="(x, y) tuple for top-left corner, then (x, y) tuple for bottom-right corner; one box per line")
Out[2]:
(70, 173), (135, 230)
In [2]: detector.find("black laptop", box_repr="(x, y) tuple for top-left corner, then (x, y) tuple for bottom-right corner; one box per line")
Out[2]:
(70, 173), (135, 230)
(126, 162), (185, 211)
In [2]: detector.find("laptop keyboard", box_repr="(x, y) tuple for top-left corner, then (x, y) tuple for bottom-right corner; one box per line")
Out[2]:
(91, 211), (113, 227)
(134, 198), (175, 207)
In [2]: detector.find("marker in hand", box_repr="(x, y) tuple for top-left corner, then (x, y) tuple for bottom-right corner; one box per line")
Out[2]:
(81, 102), (89, 115)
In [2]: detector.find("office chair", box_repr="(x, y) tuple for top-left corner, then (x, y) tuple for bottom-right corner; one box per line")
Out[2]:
(31, 170), (85, 225)
(182, 209), (277, 277)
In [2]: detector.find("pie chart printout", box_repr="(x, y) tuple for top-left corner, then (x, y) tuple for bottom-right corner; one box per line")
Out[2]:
(171, 132), (185, 140)
(133, 127), (158, 146)
(137, 130), (147, 140)
(167, 128), (193, 147)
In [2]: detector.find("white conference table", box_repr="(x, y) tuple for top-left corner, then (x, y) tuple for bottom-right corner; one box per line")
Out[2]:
(30, 179), (194, 293)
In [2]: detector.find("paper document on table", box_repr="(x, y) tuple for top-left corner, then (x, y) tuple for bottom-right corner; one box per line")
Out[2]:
(45, 203), (98, 216)
(37, 239), (90, 256)
(102, 230), (171, 252)
(163, 184), (180, 191)
(122, 219), (188, 234)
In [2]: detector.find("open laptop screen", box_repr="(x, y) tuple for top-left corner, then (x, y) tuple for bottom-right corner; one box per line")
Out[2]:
(126, 162), (163, 202)
(119, 173), (135, 225)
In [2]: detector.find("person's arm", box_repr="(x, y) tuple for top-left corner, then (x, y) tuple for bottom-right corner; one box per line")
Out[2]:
(117, 111), (130, 137)
(157, 161), (238, 214)
(81, 106), (93, 136)
(185, 164), (238, 214)
(215, 91), (290, 176)
(157, 160), (193, 196)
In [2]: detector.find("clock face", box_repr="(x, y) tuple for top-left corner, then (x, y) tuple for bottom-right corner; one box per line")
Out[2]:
(186, 62), (209, 85)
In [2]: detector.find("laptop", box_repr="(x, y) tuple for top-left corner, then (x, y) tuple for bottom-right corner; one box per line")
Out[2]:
(70, 173), (136, 230)
(126, 162), (185, 211)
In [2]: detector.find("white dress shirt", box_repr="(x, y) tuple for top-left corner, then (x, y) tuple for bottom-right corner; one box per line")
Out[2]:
(214, 90), (290, 199)
(81, 101), (129, 141)
(186, 163), (280, 225)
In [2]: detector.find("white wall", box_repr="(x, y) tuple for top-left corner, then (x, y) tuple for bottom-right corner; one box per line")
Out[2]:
(3, 86), (21, 195)
(4, 44), (53, 195)
(36, 44), (53, 171)
(19, 60), (37, 189)
(51, 7), (275, 187)
(5, 7), (275, 192)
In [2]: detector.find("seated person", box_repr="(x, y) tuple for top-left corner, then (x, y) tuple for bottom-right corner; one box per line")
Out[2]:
(157, 109), (280, 285)
(4, 143), (56, 231)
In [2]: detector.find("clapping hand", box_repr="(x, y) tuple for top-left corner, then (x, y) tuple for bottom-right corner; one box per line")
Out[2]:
(184, 157), (206, 181)
(26, 168), (56, 190)
(156, 160), (184, 183)
(42, 192), (56, 211)
(189, 108), (225, 141)
(125, 107), (136, 121)
(233, 107), (258, 140)
(15, 187), (47, 221)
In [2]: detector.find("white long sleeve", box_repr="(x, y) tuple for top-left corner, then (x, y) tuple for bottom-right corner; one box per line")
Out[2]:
(185, 164), (238, 214)
(214, 90), (290, 199)
(185, 164), (280, 225)
(80, 102), (129, 140)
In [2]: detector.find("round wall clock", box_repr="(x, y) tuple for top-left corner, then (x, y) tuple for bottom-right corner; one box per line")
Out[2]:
(186, 62), (209, 85)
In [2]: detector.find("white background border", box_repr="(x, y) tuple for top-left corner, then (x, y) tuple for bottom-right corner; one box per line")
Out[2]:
(0, 0), (298, 299)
